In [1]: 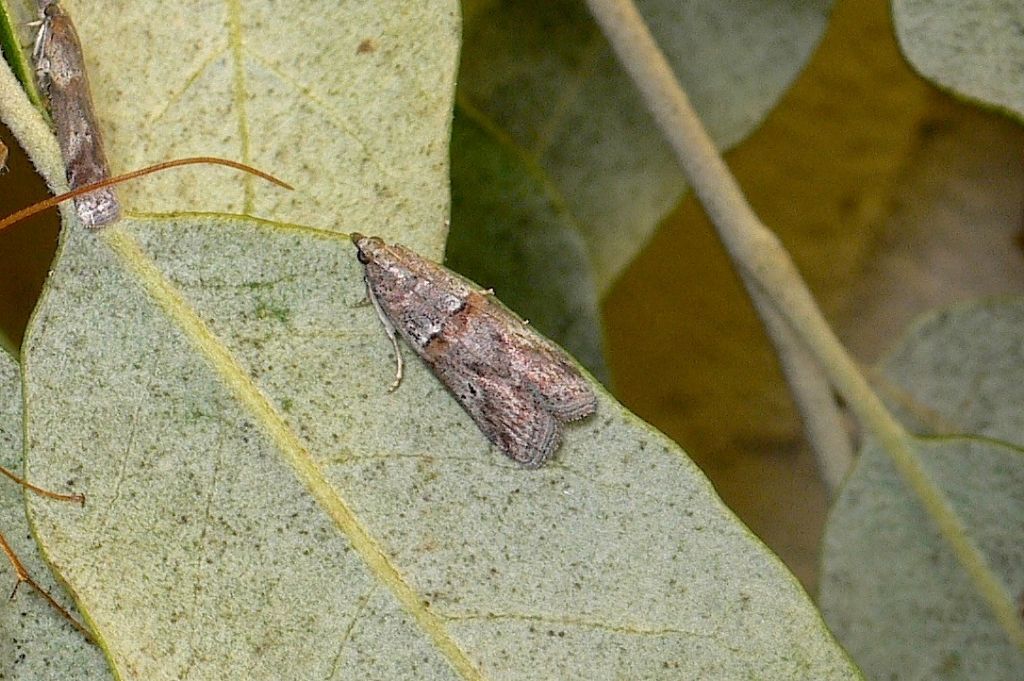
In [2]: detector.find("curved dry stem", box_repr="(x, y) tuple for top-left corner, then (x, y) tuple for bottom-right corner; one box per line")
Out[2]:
(1, 530), (93, 642)
(1, 464), (84, 504)
(0, 156), (293, 233)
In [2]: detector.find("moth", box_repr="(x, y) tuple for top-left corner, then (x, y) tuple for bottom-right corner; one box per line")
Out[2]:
(352, 234), (597, 467)
(33, 0), (120, 227)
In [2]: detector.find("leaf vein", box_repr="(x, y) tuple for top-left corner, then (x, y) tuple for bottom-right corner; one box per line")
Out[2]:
(103, 228), (485, 680)
(227, 0), (253, 212)
(444, 609), (726, 642)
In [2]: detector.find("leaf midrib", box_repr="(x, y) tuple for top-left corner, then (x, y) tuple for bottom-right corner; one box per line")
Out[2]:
(102, 224), (484, 681)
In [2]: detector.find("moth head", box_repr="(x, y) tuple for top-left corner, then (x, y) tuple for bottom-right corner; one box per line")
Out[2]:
(41, 0), (63, 19)
(350, 233), (385, 265)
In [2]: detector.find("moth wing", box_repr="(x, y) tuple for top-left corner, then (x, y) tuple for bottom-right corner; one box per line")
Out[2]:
(523, 352), (597, 423)
(479, 299), (597, 423)
(443, 366), (561, 468)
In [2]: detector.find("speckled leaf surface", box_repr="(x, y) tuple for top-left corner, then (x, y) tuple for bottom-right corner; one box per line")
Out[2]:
(459, 0), (834, 292)
(2, 1), (860, 677)
(7, 0), (459, 257)
(0, 352), (112, 680)
(821, 300), (1024, 680)
(446, 105), (608, 384)
(18, 216), (863, 680)
(892, 1), (1024, 121)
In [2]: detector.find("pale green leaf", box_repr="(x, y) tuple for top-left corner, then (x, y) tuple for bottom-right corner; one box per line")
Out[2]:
(446, 104), (608, 383)
(821, 300), (1024, 680)
(2, 1), (858, 677)
(19, 214), (861, 680)
(892, 1), (1024, 121)
(871, 299), (1024, 443)
(1, 352), (112, 680)
(5, 0), (460, 257)
(459, 0), (834, 292)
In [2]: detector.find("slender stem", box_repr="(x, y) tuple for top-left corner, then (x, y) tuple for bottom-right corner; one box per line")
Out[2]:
(583, 0), (854, 490)
(740, 277), (853, 492)
(1, 465), (91, 639)
(585, 0), (885, 473)
(585, 0), (1024, 649)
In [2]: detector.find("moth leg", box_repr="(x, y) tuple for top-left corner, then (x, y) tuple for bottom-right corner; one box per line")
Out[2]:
(30, 19), (47, 65)
(363, 276), (404, 391)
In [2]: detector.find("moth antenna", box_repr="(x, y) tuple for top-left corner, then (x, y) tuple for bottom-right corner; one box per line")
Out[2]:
(0, 156), (293, 233)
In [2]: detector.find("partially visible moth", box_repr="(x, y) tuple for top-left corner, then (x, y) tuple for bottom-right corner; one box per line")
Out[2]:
(33, 0), (119, 227)
(351, 234), (597, 467)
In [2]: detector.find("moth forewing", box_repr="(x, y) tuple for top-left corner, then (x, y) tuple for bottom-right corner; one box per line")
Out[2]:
(33, 0), (120, 227)
(351, 233), (596, 467)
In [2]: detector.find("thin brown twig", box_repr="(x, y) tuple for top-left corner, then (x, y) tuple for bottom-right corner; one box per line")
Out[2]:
(0, 156), (293, 233)
(1, 530), (94, 642)
(1, 464), (84, 504)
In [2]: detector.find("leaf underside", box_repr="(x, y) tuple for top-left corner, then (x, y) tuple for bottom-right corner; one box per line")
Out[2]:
(892, 0), (1024, 121)
(14, 215), (860, 679)
(1, 352), (112, 680)
(822, 300), (1024, 680)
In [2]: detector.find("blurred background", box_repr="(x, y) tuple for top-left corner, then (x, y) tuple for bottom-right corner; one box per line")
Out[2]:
(602, 0), (1024, 588)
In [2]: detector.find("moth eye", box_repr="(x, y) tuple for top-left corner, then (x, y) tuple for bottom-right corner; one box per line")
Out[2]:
(356, 249), (370, 264)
